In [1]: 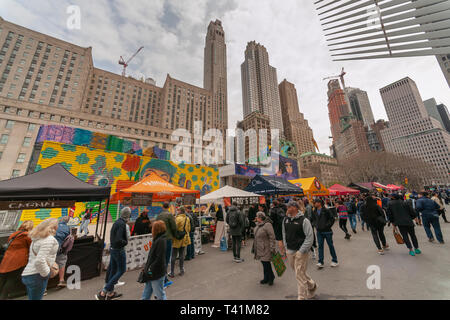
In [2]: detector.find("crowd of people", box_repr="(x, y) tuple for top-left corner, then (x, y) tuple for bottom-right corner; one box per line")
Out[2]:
(0, 187), (447, 301)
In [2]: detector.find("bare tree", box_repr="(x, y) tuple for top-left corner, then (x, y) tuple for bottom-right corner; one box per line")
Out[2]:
(339, 152), (434, 190)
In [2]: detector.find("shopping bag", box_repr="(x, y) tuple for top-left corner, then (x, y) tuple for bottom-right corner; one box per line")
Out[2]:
(271, 252), (287, 277)
(393, 228), (404, 245)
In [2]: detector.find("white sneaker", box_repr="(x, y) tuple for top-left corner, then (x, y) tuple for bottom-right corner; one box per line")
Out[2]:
(311, 248), (317, 259)
(316, 262), (324, 269)
(330, 262), (339, 267)
(115, 281), (125, 288)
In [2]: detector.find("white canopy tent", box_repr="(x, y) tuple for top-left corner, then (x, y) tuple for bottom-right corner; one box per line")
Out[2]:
(199, 185), (261, 204)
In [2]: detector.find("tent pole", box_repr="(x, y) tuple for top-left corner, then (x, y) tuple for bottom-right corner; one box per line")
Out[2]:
(95, 200), (102, 242)
(102, 197), (110, 245)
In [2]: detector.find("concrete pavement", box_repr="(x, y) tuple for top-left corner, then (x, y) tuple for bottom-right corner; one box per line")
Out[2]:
(17, 211), (450, 300)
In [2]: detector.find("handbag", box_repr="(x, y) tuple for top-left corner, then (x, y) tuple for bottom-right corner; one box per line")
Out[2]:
(0, 231), (24, 264)
(393, 228), (404, 245)
(32, 242), (59, 278)
(175, 217), (188, 240)
(271, 252), (287, 277)
(137, 269), (152, 283)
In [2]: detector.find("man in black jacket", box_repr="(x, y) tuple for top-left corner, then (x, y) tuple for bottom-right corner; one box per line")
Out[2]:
(269, 200), (286, 253)
(95, 207), (131, 300)
(311, 199), (338, 269)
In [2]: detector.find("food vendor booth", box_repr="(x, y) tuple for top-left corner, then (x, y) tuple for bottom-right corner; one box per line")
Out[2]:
(0, 164), (111, 295)
(329, 184), (361, 196)
(289, 177), (329, 200)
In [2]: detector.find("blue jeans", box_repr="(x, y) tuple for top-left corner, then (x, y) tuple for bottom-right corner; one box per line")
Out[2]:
(141, 276), (167, 300)
(104, 248), (126, 293)
(348, 214), (357, 231)
(317, 231), (338, 264)
(422, 214), (444, 243)
(186, 232), (195, 259)
(80, 220), (90, 235)
(164, 239), (172, 283)
(22, 273), (50, 300)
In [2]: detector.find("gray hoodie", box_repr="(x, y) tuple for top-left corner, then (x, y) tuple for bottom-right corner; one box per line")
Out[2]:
(226, 206), (245, 236)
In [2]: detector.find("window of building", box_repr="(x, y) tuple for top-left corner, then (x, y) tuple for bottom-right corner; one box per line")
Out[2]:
(11, 169), (20, 178)
(0, 134), (9, 144)
(5, 120), (14, 129)
(23, 137), (32, 147)
(17, 153), (27, 163)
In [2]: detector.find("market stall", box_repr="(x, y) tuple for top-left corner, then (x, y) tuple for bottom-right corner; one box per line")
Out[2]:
(289, 177), (329, 200)
(199, 185), (264, 247)
(107, 172), (201, 271)
(0, 164), (111, 293)
(329, 184), (360, 196)
(348, 182), (375, 193)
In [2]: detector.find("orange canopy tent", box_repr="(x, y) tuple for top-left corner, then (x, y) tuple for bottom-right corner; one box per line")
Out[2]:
(111, 172), (200, 203)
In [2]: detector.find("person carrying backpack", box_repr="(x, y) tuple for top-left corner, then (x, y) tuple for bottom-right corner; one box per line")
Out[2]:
(345, 197), (358, 234)
(226, 202), (245, 263)
(54, 216), (74, 288)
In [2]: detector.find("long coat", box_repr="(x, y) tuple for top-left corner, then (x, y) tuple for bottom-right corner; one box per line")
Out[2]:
(253, 220), (276, 262)
(172, 213), (191, 249)
(0, 231), (31, 273)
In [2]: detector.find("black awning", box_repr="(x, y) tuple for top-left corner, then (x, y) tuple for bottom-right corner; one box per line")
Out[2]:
(244, 175), (303, 195)
(0, 164), (110, 201)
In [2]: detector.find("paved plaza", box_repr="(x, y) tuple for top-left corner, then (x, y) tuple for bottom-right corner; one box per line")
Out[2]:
(15, 208), (450, 301)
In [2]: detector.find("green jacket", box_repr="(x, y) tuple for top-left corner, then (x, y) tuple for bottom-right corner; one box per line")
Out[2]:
(156, 209), (177, 240)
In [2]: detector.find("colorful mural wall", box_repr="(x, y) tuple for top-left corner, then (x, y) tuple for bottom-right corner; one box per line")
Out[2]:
(235, 153), (299, 180)
(36, 125), (143, 156)
(21, 141), (219, 225)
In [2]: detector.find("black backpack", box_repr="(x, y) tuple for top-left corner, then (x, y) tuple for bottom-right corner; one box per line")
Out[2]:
(228, 211), (239, 228)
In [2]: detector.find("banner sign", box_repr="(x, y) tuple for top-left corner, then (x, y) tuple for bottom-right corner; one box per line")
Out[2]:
(131, 193), (153, 206)
(223, 196), (263, 207)
(0, 200), (76, 210)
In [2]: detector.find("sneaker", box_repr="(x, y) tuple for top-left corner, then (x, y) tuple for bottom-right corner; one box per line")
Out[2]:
(352, 229), (357, 234)
(106, 292), (123, 300)
(316, 262), (324, 269)
(383, 245), (390, 251)
(43, 290), (47, 296)
(311, 248), (316, 259)
(268, 279), (274, 286)
(95, 291), (107, 301)
(233, 258), (240, 263)
(179, 270), (185, 276)
(439, 241), (445, 244)
(409, 250), (416, 256)
(330, 262), (339, 267)
(168, 273), (175, 278)
(164, 281), (173, 288)
(260, 279), (268, 284)
(57, 281), (66, 288)
(115, 281), (125, 287)
(184, 257), (191, 261)
(429, 238), (435, 242)
(378, 249), (384, 255)
(414, 249), (421, 254)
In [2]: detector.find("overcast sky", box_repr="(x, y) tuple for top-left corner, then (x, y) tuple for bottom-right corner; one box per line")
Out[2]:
(2, 0), (449, 154)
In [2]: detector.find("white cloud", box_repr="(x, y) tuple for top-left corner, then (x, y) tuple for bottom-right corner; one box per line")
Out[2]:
(1, 0), (449, 155)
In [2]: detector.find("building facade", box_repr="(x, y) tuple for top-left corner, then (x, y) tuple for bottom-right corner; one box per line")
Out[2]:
(0, 17), (221, 179)
(204, 20), (228, 133)
(327, 80), (349, 142)
(236, 111), (271, 164)
(278, 79), (315, 157)
(380, 77), (450, 184)
(299, 152), (345, 187)
(437, 103), (450, 133)
(241, 41), (283, 134)
(424, 98), (449, 133)
(345, 87), (375, 127)
(436, 54), (450, 88)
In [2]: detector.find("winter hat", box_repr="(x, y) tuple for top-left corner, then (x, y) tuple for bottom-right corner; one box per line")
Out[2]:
(256, 211), (266, 220)
(287, 201), (300, 209)
(120, 207), (132, 221)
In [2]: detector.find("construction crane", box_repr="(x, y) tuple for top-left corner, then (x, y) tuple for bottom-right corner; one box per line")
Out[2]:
(323, 67), (347, 89)
(119, 46), (144, 77)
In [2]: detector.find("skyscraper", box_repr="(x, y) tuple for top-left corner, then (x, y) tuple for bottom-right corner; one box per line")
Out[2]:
(345, 88), (375, 127)
(436, 54), (450, 87)
(424, 98), (450, 133)
(380, 77), (450, 184)
(278, 79), (315, 156)
(327, 79), (349, 142)
(204, 20), (228, 133)
(241, 41), (283, 134)
(437, 103), (450, 133)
